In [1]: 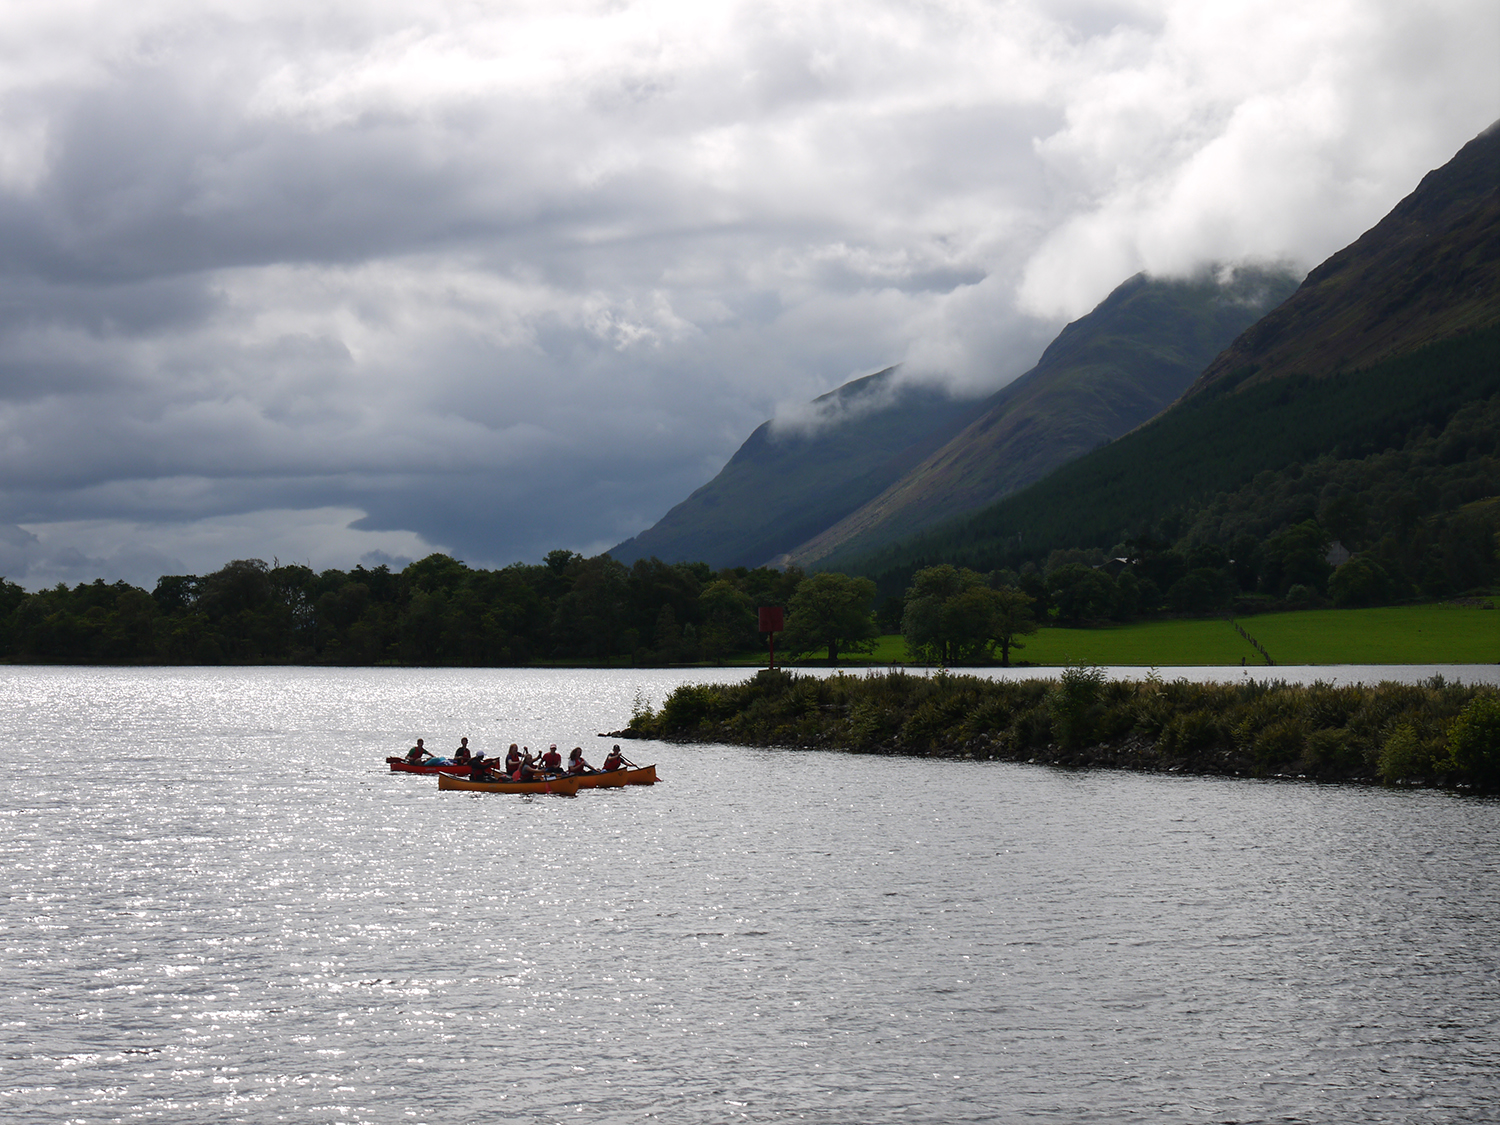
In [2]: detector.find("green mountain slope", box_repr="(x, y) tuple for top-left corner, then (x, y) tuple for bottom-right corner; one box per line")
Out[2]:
(840, 122), (1500, 590)
(779, 264), (1298, 567)
(608, 368), (988, 568)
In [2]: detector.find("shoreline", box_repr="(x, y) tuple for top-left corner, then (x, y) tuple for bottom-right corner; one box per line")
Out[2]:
(610, 724), (1370, 786)
(612, 669), (1500, 792)
(611, 724), (1440, 790)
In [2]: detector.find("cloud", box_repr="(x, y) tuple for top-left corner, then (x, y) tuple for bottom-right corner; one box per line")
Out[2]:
(7, 508), (439, 591)
(0, 0), (1493, 589)
(1016, 0), (1500, 316)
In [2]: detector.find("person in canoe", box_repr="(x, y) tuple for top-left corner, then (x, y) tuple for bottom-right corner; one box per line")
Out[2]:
(541, 744), (563, 773)
(504, 743), (522, 777)
(602, 744), (632, 772)
(566, 747), (595, 775)
(405, 739), (433, 764)
(468, 752), (495, 782)
(517, 747), (545, 781)
(453, 737), (472, 764)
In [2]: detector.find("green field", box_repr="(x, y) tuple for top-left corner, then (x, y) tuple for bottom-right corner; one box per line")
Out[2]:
(782, 600), (1498, 667)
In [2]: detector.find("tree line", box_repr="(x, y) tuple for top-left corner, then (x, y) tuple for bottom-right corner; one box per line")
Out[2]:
(0, 553), (799, 666)
(0, 548), (1225, 669)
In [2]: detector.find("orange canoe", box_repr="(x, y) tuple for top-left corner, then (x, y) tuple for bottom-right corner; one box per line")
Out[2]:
(573, 764), (658, 788)
(437, 773), (583, 796)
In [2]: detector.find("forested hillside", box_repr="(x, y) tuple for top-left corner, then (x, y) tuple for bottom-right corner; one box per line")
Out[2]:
(1001, 390), (1500, 626)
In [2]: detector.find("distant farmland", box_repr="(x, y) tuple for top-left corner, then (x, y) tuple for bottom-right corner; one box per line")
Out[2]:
(770, 601), (1498, 667)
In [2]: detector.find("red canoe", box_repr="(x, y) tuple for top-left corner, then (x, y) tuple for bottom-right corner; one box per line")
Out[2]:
(386, 756), (468, 775)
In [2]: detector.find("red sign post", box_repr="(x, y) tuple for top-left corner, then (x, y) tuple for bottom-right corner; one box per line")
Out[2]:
(758, 606), (784, 669)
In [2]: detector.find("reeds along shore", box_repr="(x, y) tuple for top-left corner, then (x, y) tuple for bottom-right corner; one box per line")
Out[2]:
(621, 669), (1500, 791)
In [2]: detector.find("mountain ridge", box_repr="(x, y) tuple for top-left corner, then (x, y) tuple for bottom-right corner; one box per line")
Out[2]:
(608, 368), (989, 568)
(776, 264), (1298, 567)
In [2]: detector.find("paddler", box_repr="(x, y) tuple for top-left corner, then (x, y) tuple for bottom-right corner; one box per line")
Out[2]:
(468, 752), (493, 782)
(602, 745), (629, 772)
(566, 747), (594, 775)
(518, 747), (543, 781)
(503, 743), (522, 776)
(453, 737), (472, 763)
(405, 739), (431, 764)
(541, 744), (563, 773)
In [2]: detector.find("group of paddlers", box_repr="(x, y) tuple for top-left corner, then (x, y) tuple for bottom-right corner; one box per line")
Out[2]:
(404, 737), (636, 782)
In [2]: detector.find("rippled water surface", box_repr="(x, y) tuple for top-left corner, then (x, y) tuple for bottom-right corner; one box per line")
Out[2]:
(4, 666), (1498, 1124)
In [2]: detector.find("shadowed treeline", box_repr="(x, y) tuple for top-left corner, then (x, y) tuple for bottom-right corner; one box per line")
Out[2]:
(0, 553), (802, 666)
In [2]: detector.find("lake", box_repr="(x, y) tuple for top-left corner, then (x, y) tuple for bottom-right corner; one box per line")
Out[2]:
(3, 665), (1498, 1123)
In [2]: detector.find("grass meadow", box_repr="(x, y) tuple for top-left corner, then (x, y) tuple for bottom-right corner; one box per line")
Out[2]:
(781, 599), (1498, 667)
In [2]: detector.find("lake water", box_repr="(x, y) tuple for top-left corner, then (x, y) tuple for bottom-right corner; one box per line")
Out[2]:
(3, 665), (1498, 1124)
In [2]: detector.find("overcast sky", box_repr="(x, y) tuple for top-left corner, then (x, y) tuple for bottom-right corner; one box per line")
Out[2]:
(0, 0), (1494, 589)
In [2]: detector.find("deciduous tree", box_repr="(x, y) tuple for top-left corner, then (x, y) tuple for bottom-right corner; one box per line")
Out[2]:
(780, 571), (877, 664)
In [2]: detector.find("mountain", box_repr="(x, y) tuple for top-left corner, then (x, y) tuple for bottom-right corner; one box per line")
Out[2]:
(775, 264), (1298, 568)
(613, 264), (1298, 570)
(839, 120), (1500, 588)
(608, 368), (988, 568)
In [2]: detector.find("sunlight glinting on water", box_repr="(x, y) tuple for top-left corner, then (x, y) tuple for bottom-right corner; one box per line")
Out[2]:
(2, 665), (1498, 1123)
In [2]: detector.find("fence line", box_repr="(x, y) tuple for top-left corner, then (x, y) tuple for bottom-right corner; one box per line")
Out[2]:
(1228, 616), (1275, 666)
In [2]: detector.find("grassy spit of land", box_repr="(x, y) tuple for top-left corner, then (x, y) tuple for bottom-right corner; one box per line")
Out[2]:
(619, 668), (1500, 791)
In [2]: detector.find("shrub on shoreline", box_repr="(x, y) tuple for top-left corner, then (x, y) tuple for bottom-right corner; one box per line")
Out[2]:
(622, 670), (1500, 791)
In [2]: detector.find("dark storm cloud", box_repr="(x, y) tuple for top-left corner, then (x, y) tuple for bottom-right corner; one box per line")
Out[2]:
(0, 0), (1494, 589)
(19, 67), (495, 280)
